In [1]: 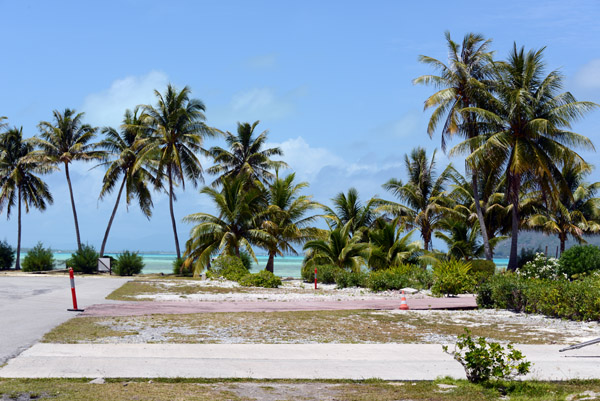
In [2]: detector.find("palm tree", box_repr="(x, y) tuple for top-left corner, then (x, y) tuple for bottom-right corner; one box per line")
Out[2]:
(97, 108), (155, 256)
(323, 188), (378, 236)
(182, 174), (269, 275)
(207, 121), (288, 187)
(527, 156), (600, 253)
(0, 127), (54, 269)
(140, 84), (217, 259)
(261, 173), (320, 273)
(303, 221), (369, 271)
(367, 217), (422, 270)
(435, 217), (484, 261)
(453, 45), (597, 270)
(36, 109), (104, 250)
(414, 32), (495, 260)
(380, 147), (453, 251)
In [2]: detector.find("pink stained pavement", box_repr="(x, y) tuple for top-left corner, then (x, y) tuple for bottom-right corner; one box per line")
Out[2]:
(79, 296), (477, 317)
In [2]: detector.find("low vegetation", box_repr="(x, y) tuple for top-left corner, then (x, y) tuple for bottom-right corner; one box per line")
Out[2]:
(112, 250), (144, 276)
(67, 244), (99, 274)
(21, 242), (54, 272)
(0, 239), (14, 270)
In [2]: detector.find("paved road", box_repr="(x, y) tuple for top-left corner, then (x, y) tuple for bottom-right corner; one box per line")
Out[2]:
(1, 343), (599, 380)
(0, 275), (128, 364)
(80, 297), (478, 317)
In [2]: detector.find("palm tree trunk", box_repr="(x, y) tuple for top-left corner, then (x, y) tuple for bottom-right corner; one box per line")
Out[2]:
(265, 251), (275, 273)
(16, 185), (21, 270)
(100, 176), (127, 256)
(471, 171), (492, 261)
(559, 232), (566, 254)
(168, 165), (181, 259)
(507, 177), (521, 272)
(64, 162), (82, 250)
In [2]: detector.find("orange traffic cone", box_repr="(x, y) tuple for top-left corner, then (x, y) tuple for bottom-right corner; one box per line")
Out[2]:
(399, 290), (409, 310)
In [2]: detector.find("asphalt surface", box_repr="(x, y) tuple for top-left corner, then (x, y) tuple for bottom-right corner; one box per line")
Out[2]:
(0, 275), (127, 364)
(80, 296), (478, 317)
(2, 343), (599, 380)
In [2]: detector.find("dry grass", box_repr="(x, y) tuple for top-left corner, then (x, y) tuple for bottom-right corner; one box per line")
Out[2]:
(1, 378), (600, 400)
(43, 310), (578, 345)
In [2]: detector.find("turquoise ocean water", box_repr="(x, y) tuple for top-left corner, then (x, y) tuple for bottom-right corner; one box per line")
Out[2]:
(22, 252), (511, 278)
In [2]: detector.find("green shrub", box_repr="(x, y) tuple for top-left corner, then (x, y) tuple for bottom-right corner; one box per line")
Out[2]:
(335, 270), (368, 288)
(517, 247), (542, 269)
(367, 267), (410, 292)
(67, 244), (99, 274)
(21, 242), (54, 272)
(518, 253), (561, 280)
(477, 273), (600, 321)
(443, 329), (531, 383)
(173, 257), (193, 276)
(301, 264), (341, 284)
(239, 251), (253, 270)
(112, 251), (144, 276)
(397, 263), (433, 290)
(432, 260), (476, 296)
(238, 270), (282, 288)
(470, 259), (496, 280)
(209, 255), (249, 281)
(559, 245), (600, 279)
(0, 240), (15, 270)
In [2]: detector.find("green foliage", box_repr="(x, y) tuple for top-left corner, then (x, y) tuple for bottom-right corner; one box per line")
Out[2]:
(517, 247), (542, 269)
(301, 264), (341, 284)
(173, 258), (193, 276)
(0, 240), (15, 270)
(238, 251), (253, 271)
(477, 273), (600, 321)
(432, 260), (476, 296)
(443, 329), (531, 384)
(67, 244), (99, 274)
(470, 260), (496, 280)
(365, 264), (432, 292)
(517, 253), (561, 280)
(21, 242), (54, 272)
(559, 245), (600, 279)
(238, 270), (282, 288)
(208, 255), (249, 281)
(335, 270), (368, 289)
(112, 251), (144, 276)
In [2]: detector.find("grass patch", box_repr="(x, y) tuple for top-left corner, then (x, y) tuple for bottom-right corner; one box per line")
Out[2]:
(43, 310), (579, 345)
(1, 378), (600, 400)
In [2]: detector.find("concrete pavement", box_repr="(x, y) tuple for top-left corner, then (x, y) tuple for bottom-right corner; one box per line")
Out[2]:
(1, 343), (599, 380)
(0, 275), (128, 364)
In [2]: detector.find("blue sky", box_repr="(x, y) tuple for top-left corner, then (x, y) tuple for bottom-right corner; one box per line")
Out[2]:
(1, 0), (600, 252)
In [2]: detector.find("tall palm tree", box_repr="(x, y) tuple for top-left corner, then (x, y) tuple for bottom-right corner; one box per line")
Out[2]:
(36, 109), (104, 250)
(303, 221), (369, 271)
(207, 121), (288, 187)
(140, 84), (217, 259)
(367, 217), (422, 270)
(453, 45), (597, 270)
(261, 173), (320, 273)
(435, 217), (484, 261)
(414, 32), (495, 260)
(97, 108), (155, 256)
(380, 147), (453, 251)
(182, 174), (270, 275)
(0, 127), (54, 269)
(323, 188), (378, 236)
(527, 156), (600, 253)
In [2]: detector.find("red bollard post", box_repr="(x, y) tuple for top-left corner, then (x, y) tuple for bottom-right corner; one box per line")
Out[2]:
(67, 267), (84, 312)
(314, 267), (318, 290)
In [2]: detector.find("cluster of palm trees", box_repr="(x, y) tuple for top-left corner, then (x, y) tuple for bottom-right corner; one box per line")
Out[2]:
(1, 32), (598, 274)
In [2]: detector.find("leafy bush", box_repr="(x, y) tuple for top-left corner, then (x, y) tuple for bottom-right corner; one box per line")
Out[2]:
(67, 244), (99, 274)
(367, 267), (410, 292)
(432, 260), (476, 296)
(208, 254), (249, 281)
(0, 240), (15, 270)
(397, 263), (434, 289)
(477, 273), (600, 321)
(559, 245), (600, 279)
(173, 257), (193, 276)
(470, 259), (496, 280)
(239, 251), (253, 270)
(335, 270), (368, 288)
(518, 253), (561, 280)
(112, 251), (144, 276)
(21, 242), (54, 272)
(517, 247), (542, 269)
(301, 264), (340, 284)
(238, 270), (282, 288)
(443, 329), (531, 383)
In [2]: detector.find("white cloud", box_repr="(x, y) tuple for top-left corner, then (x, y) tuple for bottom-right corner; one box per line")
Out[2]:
(81, 71), (169, 128)
(574, 59), (600, 90)
(229, 87), (295, 121)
